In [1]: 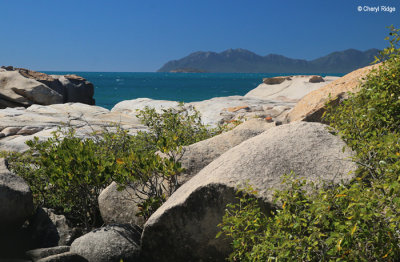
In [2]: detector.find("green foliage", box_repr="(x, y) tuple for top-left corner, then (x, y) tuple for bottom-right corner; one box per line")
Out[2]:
(5, 104), (218, 230)
(218, 27), (400, 261)
(135, 104), (221, 155)
(5, 128), (119, 230)
(220, 174), (400, 261)
(324, 25), (400, 181)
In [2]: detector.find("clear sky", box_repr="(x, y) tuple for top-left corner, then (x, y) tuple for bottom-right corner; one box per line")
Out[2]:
(1, 0), (399, 72)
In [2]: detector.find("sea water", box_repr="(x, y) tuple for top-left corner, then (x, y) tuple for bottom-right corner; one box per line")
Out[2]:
(43, 72), (345, 110)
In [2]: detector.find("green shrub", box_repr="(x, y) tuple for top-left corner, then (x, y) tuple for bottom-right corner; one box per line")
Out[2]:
(324, 25), (400, 181)
(218, 27), (400, 261)
(4, 104), (218, 230)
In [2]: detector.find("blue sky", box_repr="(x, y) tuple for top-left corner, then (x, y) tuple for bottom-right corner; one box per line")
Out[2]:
(1, 0), (399, 72)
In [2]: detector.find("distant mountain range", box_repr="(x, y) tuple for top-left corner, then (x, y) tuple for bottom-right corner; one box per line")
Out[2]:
(157, 48), (380, 74)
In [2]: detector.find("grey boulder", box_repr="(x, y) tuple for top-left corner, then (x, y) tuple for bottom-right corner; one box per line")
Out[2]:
(177, 118), (275, 179)
(140, 122), (356, 262)
(70, 224), (141, 262)
(98, 182), (145, 227)
(0, 158), (33, 232)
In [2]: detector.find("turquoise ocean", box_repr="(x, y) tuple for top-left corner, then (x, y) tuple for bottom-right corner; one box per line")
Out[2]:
(43, 72), (345, 110)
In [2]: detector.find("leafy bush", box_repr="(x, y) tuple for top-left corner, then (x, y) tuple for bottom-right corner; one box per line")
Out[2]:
(4, 104), (218, 230)
(218, 26), (400, 261)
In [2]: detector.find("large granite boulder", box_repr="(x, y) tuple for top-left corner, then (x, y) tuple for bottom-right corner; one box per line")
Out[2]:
(0, 67), (95, 109)
(0, 70), (63, 108)
(178, 118), (275, 178)
(286, 64), (380, 122)
(70, 224), (141, 262)
(140, 122), (356, 262)
(0, 158), (33, 232)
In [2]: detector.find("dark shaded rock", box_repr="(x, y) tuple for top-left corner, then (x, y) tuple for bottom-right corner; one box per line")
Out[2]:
(27, 208), (78, 247)
(1, 65), (14, 71)
(52, 75), (95, 105)
(140, 184), (242, 262)
(0, 158), (33, 232)
(70, 224), (141, 262)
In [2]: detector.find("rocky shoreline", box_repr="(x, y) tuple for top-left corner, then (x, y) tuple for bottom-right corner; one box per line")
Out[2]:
(0, 65), (375, 261)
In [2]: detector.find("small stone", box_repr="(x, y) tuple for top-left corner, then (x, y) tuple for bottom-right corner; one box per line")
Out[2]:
(263, 76), (291, 85)
(309, 75), (325, 83)
(265, 116), (273, 122)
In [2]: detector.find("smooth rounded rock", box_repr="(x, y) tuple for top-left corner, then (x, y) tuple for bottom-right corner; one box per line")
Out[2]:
(70, 225), (141, 262)
(141, 122), (356, 262)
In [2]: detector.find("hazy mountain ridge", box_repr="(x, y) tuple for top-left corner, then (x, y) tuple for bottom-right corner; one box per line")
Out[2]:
(158, 48), (380, 73)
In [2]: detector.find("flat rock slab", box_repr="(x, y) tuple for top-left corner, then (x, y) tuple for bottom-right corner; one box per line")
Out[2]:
(141, 122), (356, 262)
(0, 103), (145, 153)
(112, 96), (294, 127)
(245, 75), (339, 102)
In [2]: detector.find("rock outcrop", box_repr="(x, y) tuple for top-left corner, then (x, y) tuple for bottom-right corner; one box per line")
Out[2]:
(140, 122), (356, 262)
(70, 225), (141, 262)
(0, 70), (63, 108)
(112, 96), (293, 127)
(286, 64), (380, 122)
(0, 67), (95, 109)
(0, 103), (145, 153)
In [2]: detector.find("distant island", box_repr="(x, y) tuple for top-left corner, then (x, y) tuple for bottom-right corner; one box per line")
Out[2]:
(169, 68), (207, 73)
(158, 48), (379, 74)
